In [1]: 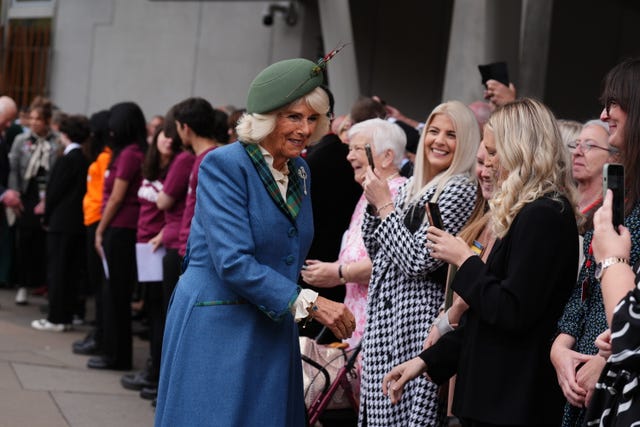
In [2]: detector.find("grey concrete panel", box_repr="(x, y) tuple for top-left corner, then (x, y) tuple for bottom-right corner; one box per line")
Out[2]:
(50, 0), (114, 114)
(13, 363), (129, 394)
(0, 351), (67, 367)
(194, 2), (291, 109)
(53, 392), (155, 427)
(0, 289), (153, 426)
(50, 0), (318, 118)
(0, 389), (69, 427)
(88, 0), (201, 116)
(0, 361), (21, 390)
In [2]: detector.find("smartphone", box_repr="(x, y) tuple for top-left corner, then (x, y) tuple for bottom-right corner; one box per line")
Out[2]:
(603, 163), (624, 231)
(426, 202), (444, 229)
(364, 144), (375, 171)
(478, 61), (509, 87)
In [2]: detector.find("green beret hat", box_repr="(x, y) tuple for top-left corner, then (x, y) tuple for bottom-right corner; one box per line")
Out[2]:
(246, 58), (324, 114)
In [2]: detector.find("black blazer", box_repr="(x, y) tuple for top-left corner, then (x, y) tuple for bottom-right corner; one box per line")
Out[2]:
(44, 147), (89, 234)
(421, 195), (578, 425)
(302, 134), (362, 300)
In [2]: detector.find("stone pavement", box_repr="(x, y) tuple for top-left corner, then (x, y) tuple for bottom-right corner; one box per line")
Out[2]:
(0, 288), (155, 427)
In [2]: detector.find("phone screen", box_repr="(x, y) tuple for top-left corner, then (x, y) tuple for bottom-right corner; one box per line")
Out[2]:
(426, 202), (444, 229)
(603, 163), (624, 231)
(365, 144), (375, 171)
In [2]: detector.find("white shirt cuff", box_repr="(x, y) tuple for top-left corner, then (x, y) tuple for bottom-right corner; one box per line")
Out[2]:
(292, 288), (319, 322)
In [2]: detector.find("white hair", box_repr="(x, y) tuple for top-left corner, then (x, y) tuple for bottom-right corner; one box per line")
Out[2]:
(347, 118), (406, 169)
(583, 119), (610, 135)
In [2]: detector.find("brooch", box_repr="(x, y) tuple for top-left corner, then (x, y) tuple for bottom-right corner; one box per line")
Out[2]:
(298, 167), (308, 195)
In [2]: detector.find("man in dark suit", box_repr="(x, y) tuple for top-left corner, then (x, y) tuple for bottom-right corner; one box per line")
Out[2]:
(31, 115), (89, 331)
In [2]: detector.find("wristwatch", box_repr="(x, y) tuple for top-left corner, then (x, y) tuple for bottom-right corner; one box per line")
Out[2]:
(594, 257), (628, 280)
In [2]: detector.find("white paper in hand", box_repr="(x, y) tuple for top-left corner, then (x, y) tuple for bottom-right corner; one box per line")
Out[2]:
(101, 247), (110, 280)
(136, 242), (166, 282)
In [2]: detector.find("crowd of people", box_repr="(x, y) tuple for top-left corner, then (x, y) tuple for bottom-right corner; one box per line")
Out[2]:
(1, 54), (640, 427)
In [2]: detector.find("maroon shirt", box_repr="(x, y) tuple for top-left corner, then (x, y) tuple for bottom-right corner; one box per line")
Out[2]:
(178, 146), (216, 256)
(102, 144), (144, 229)
(162, 151), (195, 249)
(137, 178), (165, 243)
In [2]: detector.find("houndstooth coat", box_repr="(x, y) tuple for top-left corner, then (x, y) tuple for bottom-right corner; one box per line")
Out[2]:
(358, 174), (476, 427)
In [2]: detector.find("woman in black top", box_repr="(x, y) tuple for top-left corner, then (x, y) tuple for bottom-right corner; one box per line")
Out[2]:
(382, 98), (580, 426)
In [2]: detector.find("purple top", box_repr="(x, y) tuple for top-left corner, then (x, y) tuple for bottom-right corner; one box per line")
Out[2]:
(162, 151), (195, 249)
(137, 178), (165, 243)
(102, 144), (144, 229)
(179, 146), (216, 256)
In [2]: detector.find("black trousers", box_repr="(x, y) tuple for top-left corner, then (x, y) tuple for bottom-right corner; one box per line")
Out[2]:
(47, 231), (85, 324)
(102, 227), (136, 369)
(162, 248), (182, 313)
(85, 222), (104, 344)
(15, 226), (47, 288)
(146, 248), (182, 379)
(144, 281), (162, 380)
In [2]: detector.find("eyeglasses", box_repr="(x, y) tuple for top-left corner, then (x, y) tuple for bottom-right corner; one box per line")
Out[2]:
(605, 99), (620, 116)
(567, 139), (619, 155)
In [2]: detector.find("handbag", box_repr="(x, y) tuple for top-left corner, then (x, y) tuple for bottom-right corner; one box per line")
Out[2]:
(299, 336), (360, 410)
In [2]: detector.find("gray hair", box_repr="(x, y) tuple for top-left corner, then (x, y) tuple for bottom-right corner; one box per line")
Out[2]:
(347, 118), (406, 170)
(583, 119), (610, 135)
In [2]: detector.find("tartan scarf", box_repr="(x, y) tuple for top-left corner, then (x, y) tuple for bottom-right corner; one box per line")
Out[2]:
(242, 142), (304, 222)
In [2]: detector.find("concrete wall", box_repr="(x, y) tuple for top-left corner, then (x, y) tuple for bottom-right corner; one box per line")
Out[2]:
(442, 0), (521, 105)
(48, 0), (451, 121)
(49, 0), (309, 118)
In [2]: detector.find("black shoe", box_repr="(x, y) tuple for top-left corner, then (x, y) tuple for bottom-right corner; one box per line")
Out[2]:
(121, 370), (157, 391)
(87, 356), (131, 371)
(140, 386), (157, 400)
(73, 336), (101, 355)
(151, 399), (157, 408)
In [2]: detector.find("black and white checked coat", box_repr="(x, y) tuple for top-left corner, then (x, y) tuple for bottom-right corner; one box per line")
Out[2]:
(358, 174), (476, 427)
(585, 260), (640, 426)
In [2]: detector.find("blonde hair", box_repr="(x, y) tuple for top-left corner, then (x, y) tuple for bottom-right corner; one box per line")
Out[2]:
(409, 101), (480, 202)
(236, 87), (330, 144)
(488, 98), (579, 238)
(458, 191), (491, 245)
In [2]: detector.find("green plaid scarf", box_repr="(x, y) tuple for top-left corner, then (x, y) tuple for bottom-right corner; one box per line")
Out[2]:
(242, 142), (304, 222)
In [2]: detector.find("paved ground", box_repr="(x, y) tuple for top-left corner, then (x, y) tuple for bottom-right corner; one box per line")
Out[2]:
(0, 287), (155, 427)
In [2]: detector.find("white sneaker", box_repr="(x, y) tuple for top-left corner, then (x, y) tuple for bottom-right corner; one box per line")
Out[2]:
(31, 319), (71, 332)
(15, 287), (28, 305)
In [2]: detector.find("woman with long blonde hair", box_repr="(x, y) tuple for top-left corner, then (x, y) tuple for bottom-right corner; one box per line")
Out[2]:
(383, 98), (580, 426)
(359, 100), (479, 426)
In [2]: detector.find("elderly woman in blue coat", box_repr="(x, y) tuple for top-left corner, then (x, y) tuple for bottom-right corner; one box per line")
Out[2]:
(155, 58), (356, 426)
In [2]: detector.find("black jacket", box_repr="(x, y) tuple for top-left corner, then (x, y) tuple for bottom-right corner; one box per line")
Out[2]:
(421, 195), (578, 425)
(44, 147), (89, 233)
(299, 133), (361, 339)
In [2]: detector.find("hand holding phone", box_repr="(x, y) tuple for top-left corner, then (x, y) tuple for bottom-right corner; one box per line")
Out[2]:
(478, 61), (509, 87)
(603, 163), (624, 232)
(426, 202), (444, 229)
(365, 144), (375, 172)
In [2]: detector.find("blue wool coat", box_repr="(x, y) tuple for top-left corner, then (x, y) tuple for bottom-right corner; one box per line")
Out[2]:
(155, 142), (313, 427)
